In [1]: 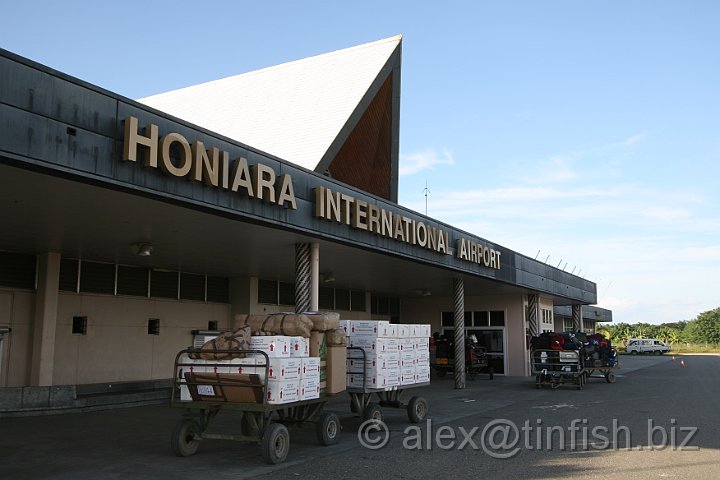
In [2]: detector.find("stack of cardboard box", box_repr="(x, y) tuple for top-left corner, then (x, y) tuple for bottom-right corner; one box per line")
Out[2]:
(178, 334), (323, 404)
(343, 321), (431, 390)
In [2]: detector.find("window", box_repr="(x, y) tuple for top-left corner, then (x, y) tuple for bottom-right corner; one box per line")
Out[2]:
(72, 316), (87, 335)
(180, 273), (205, 301)
(490, 311), (505, 327)
(59, 258), (79, 292)
(473, 311), (489, 327)
(147, 318), (160, 335)
(335, 289), (350, 310)
(151, 270), (179, 299)
(319, 287), (335, 310)
(278, 282), (295, 305)
(117, 265), (148, 297)
(257, 279), (296, 306)
(351, 290), (366, 311)
(206, 276), (229, 303)
(79, 261), (115, 295)
(258, 279), (278, 304)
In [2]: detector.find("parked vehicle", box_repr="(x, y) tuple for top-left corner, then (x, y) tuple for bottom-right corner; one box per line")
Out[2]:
(625, 338), (671, 355)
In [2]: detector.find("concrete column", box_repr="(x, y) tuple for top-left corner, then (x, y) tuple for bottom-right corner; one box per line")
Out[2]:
(310, 243), (319, 312)
(294, 243), (311, 313)
(572, 304), (583, 332)
(453, 278), (465, 389)
(527, 294), (540, 336)
(30, 252), (61, 386)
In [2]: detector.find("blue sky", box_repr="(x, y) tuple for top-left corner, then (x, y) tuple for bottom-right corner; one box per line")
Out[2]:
(2, 1), (718, 325)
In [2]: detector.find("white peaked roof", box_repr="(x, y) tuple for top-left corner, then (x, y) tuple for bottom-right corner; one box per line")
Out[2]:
(138, 35), (402, 171)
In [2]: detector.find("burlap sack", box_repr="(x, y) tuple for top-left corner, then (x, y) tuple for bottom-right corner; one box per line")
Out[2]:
(234, 313), (312, 338)
(190, 325), (251, 360)
(325, 328), (347, 346)
(303, 312), (340, 332)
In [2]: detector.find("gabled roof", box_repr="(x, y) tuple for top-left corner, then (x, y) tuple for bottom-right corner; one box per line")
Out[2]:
(138, 36), (401, 199)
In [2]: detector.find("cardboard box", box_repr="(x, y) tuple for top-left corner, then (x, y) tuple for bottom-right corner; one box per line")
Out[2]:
(302, 357), (321, 378)
(310, 331), (327, 359)
(339, 319), (352, 335)
(347, 368), (400, 389)
(289, 336), (310, 357)
(400, 356), (416, 368)
(249, 336), (290, 358)
(415, 350), (430, 363)
(349, 320), (384, 336)
(266, 379), (300, 404)
(185, 373), (263, 403)
(401, 366), (417, 385)
(228, 357), (259, 375)
(412, 325), (432, 338)
(415, 337), (430, 349)
(346, 355), (400, 372)
(300, 377), (321, 400)
(399, 338), (416, 352)
(256, 358), (301, 381)
(396, 325), (411, 338)
(326, 345), (347, 394)
(347, 336), (399, 354)
(415, 369), (431, 383)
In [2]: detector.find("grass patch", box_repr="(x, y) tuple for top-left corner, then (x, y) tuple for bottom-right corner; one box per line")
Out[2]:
(669, 343), (720, 354)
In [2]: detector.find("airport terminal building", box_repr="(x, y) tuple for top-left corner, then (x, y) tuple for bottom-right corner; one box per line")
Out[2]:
(0, 36), (602, 413)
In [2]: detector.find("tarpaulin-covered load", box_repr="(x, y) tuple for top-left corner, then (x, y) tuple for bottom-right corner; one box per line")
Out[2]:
(233, 313), (313, 338)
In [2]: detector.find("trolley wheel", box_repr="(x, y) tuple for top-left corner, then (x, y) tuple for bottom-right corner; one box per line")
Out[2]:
(261, 423), (290, 464)
(606, 372), (616, 383)
(488, 367), (495, 380)
(434, 367), (447, 378)
(171, 419), (201, 457)
(316, 412), (341, 446)
(362, 403), (384, 424)
(407, 396), (428, 423)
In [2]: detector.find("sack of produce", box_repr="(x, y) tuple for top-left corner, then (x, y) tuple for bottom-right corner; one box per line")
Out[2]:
(325, 328), (347, 346)
(190, 325), (251, 360)
(233, 313), (312, 338)
(303, 311), (340, 332)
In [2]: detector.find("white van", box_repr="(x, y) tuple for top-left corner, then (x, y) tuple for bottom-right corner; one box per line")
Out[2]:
(625, 338), (671, 355)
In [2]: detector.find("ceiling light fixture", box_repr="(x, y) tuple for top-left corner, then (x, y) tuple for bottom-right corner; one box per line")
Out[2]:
(131, 243), (154, 257)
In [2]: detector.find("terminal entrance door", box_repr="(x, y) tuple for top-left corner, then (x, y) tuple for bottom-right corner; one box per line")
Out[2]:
(441, 310), (507, 374)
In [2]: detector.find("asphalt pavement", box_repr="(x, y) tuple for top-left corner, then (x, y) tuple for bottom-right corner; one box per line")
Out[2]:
(1, 354), (718, 479)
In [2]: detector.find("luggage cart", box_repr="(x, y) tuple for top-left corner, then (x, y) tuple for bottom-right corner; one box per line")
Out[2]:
(170, 348), (341, 464)
(531, 349), (586, 390)
(583, 347), (620, 383)
(431, 340), (494, 380)
(346, 346), (429, 424)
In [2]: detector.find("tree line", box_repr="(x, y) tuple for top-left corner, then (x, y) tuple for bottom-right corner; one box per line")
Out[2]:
(596, 306), (720, 346)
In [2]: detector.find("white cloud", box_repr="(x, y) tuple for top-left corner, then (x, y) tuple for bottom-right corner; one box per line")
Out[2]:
(399, 148), (454, 176)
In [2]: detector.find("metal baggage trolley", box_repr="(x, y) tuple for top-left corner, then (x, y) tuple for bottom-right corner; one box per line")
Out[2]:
(346, 346), (429, 424)
(583, 347), (620, 383)
(531, 348), (586, 390)
(171, 348), (341, 464)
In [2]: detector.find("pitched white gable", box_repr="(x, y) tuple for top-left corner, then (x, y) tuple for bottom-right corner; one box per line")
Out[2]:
(138, 35), (401, 171)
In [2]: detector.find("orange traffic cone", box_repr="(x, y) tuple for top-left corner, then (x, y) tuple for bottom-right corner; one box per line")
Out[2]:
(680, 360), (685, 367)
(672, 356), (676, 362)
